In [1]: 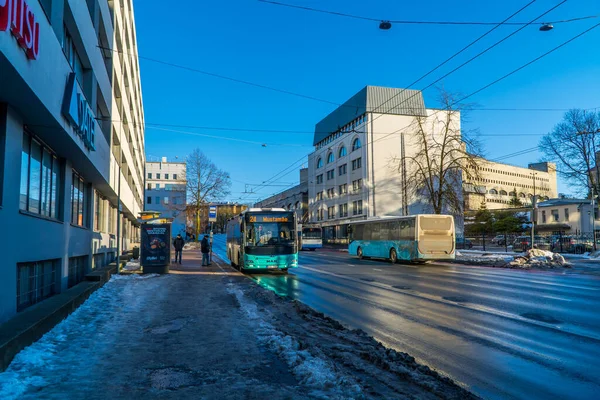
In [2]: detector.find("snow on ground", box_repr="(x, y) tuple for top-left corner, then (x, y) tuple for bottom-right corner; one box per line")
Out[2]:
(122, 258), (141, 271)
(456, 249), (571, 269)
(183, 242), (201, 250)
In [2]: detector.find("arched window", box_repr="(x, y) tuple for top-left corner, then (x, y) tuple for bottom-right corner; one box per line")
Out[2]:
(338, 146), (347, 158)
(519, 193), (526, 198)
(295, 201), (300, 210)
(287, 203), (292, 210)
(352, 138), (362, 151)
(327, 152), (334, 164)
(489, 189), (498, 195)
(509, 191), (516, 197)
(528, 193), (534, 198)
(317, 158), (323, 168)
(499, 190), (508, 196)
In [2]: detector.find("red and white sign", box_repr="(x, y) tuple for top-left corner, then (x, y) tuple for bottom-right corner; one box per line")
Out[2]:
(0, 0), (40, 60)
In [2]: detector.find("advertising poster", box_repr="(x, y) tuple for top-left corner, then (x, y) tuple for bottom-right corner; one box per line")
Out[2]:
(141, 223), (171, 268)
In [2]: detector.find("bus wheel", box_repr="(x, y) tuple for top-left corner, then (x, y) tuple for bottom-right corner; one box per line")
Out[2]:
(389, 248), (398, 263)
(357, 247), (364, 259)
(229, 250), (237, 267)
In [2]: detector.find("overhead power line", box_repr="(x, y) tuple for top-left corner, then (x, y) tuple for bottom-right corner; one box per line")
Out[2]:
(258, 0), (597, 27)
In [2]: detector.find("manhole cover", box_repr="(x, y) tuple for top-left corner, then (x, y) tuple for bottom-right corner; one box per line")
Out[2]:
(148, 367), (196, 390)
(443, 296), (468, 303)
(521, 312), (561, 324)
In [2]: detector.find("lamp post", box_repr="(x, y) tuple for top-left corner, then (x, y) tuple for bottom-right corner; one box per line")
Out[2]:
(530, 172), (537, 249)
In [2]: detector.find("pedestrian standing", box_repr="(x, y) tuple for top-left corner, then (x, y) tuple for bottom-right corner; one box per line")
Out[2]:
(173, 234), (185, 264)
(201, 234), (211, 266)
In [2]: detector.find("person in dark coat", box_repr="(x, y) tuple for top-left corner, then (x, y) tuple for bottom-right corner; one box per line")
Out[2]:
(173, 234), (185, 264)
(201, 235), (211, 266)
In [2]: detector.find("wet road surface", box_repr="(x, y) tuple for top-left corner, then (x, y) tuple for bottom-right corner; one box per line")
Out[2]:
(212, 235), (600, 400)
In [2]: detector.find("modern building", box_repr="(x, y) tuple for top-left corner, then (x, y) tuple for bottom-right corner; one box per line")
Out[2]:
(463, 160), (558, 211)
(0, 0), (144, 323)
(307, 85), (461, 243)
(254, 168), (308, 223)
(145, 157), (186, 237)
(536, 198), (600, 235)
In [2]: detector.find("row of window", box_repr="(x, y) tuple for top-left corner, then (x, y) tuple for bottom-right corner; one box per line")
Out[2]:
(316, 139), (363, 168)
(541, 209), (569, 224)
(315, 179), (363, 202)
(148, 173), (178, 180)
(146, 183), (185, 190)
(315, 114), (368, 150)
(146, 196), (183, 205)
(475, 177), (551, 191)
(487, 189), (550, 201)
(470, 165), (551, 183)
(316, 201), (363, 221)
(316, 158), (362, 183)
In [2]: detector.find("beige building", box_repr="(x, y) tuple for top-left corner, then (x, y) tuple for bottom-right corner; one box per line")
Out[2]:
(463, 160), (557, 211)
(536, 199), (599, 234)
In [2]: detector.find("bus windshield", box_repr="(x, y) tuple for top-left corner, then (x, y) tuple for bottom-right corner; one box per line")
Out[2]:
(302, 228), (322, 239)
(246, 221), (296, 247)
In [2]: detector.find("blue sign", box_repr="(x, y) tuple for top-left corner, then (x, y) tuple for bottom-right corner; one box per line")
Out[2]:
(62, 73), (96, 151)
(209, 205), (217, 222)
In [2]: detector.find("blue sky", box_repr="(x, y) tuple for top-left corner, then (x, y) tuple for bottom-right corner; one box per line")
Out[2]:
(134, 0), (600, 202)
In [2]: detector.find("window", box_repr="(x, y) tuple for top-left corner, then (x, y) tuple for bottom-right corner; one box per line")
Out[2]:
(316, 191), (323, 201)
(327, 152), (334, 164)
(71, 171), (88, 227)
(92, 253), (105, 271)
(173, 174), (178, 180)
(173, 197), (179, 205)
(20, 132), (61, 219)
(551, 209), (559, 222)
(68, 256), (87, 288)
(352, 179), (363, 192)
(155, 196), (160, 204)
(352, 138), (362, 151)
(542, 210), (546, 223)
(317, 158), (323, 168)
(339, 184), (347, 195)
(339, 146), (347, 158)
(148, 173), (152, 179)
(164, 197), (169, 204)
(353, 200), (363, 215)
(489, 189), (498, 195)
(352, 157), (362, 170)
(339, 164), (347, 176)
(62, 25), (84, 86)
(156, 173), (161, 179)
(147, 183), (151, 190)
(500, 190), (507, 196)
(327, 169), (335, 180)
(317, 208), (324, 221)
(339, 203), (348, 217)
(519, 193), (526, 198)
(94, 191), (106, 232)
(328, 206), (335, 219)
(316, 174), (323, 184)
(17, 259), (58, 312)
(165, 174), (169, 179)
(565, 208), (569, 221)
(327, 188), (335, 199)
(147, 196), (152, 204)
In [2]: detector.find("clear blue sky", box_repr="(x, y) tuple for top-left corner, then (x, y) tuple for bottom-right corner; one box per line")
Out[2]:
(134, 0), (600, 202)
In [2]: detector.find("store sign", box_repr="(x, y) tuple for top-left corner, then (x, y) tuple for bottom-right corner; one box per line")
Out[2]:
(62, 73), (96, 151)
(0, 0), (40, 60)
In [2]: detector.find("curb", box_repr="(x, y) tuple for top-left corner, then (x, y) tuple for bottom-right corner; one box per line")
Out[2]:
(0, 264), (116, 372)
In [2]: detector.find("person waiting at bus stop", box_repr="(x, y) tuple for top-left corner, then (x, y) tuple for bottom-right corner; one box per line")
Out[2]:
(173, 234), (185, 265)
(201, 235), (211, 266)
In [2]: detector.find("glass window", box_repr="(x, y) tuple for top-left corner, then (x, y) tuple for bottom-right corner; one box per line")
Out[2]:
(327, 152), (334, 164)
(173, 174), (178, 180)
(327, 170), (335, 180)
(551, 209), (559, 222)
(339, 164), (347, 176)
(317, 158), (323, 168)
(148, 173), (152, 179)
(155, 196), (160, 204)
(28, 140), (42, 214)
(17, 259), (58, 312)
(68, 256), (87, 288)
(164, 197), (169, 204)
(156, 173), (161, 179)
(165, 174), (169, 179)
(352, 138), (362, 151)
(352, 157), (362, 170)
(147, 196), (152, 204)
(339, 146), (347, 158)
(565, 208), (569, 221)
(71, 171), (88, 227)
(20, 135), (30, 210)
(542, 210), (546, 223)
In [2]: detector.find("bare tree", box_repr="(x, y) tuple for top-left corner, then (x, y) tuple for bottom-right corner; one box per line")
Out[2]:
(539, 109), (600, 196)
(186, 149), (232, 240)
(393, 89), (482, 215)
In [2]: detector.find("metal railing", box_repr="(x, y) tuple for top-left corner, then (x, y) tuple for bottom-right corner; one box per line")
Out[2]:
(456, 232), (598, 253)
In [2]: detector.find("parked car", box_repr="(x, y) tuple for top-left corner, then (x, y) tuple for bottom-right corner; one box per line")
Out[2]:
(512, 236), (552, 252)
(491, 234), (515, 246)
(456, 237), (473, 249)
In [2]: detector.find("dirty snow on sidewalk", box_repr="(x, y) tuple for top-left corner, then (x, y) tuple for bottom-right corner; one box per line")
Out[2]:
(456, 249), (571, 269)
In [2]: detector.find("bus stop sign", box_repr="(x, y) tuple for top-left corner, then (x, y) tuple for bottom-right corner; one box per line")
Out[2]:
(209, 205), (217, 222)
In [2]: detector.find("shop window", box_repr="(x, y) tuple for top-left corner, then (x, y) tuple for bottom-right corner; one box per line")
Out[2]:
(20, 132), (61, 219)
(68, 256), (87, 288)
(17, 259), (59, 312)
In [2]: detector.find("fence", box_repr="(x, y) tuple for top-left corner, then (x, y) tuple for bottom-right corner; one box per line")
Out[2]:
(456, 232), (599, 254)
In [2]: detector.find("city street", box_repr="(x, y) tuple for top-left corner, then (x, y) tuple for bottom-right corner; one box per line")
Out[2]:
(212, 235), (600, 400)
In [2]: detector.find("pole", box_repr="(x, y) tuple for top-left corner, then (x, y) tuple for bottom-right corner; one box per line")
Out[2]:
(531, 173), (536, 250)
(401, 132), (408, 215)
(592, 187), (597, 251)
(116, 151), (122, 273)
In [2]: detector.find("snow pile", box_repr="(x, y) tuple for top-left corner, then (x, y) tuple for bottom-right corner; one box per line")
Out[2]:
(509, 249), (570, 269)
(226, 284), (363, 398)
(122, 259), (141, 271)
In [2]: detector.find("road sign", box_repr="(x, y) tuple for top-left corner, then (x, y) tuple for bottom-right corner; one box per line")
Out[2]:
(209, 205), (217, 222)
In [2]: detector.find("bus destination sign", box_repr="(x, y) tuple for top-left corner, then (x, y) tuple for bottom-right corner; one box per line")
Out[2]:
(249, 216), (289, 223)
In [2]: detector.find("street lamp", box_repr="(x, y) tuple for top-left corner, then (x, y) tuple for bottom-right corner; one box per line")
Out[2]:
(530, 172), (537, 249)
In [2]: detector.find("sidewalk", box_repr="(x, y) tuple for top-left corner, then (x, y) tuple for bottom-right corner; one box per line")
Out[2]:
(0, 250), (475, 400)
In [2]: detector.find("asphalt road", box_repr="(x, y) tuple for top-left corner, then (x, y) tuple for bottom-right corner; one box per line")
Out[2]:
(212, 235), (600, 400)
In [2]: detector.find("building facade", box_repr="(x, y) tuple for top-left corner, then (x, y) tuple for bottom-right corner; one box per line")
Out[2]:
(463, 160), (558, 211)
(186, 202), (248, 235)
(536, 199), (600, 234)
(0, 0), (144, 323)
(145, 157), (186, 237)
(254, 168), (308, 224)
(307, 85), (461, 242)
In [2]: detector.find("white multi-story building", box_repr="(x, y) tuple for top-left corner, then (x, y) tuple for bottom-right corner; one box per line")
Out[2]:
(145, 158), (187, 237)
(0, 0), (144, 323)
(463, 160), (558, 211)
(307, 85), (460, 242)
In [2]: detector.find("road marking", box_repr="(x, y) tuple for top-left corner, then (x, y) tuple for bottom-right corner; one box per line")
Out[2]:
(373, 268), (383, 272)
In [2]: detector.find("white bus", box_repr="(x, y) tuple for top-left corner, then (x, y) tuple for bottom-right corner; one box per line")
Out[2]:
(299, 224), (322, 251)
(348, 215), (455, 263)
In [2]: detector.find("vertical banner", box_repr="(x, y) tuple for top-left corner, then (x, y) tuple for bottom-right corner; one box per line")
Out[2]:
(141, 223), (171, 271)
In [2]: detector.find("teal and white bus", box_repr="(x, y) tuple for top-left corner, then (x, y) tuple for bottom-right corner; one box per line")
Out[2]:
(226, 208), (298, 273)
(299, 224), (322, 251)
(348, 215), (455, 263)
